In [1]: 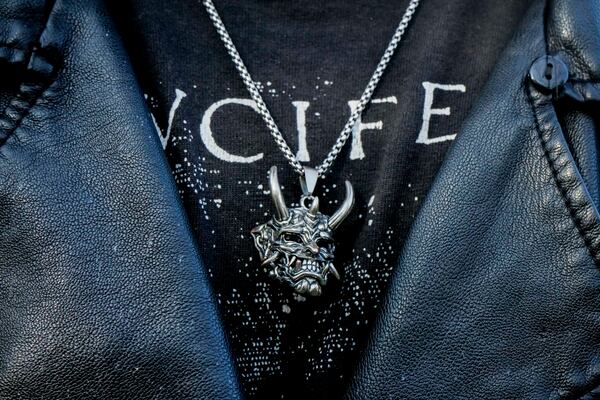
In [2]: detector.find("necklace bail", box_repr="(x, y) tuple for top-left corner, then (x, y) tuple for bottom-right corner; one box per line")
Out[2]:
(300, 166), (319, 196)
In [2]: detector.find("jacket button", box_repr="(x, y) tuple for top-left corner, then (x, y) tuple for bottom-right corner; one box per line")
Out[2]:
(529, 55), (569, 90)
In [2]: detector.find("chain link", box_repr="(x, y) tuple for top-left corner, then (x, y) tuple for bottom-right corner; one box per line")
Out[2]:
(202, 0), (421, 177)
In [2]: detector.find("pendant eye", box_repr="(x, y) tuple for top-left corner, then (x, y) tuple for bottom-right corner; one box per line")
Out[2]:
(281, 232), (303, 243)
(316, 238), (332, 248)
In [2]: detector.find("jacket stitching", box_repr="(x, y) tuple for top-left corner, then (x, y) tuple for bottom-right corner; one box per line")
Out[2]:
(0, 0), (60, 149)
(0, 44), (28, 63)
(527, 84), (600, 265)
(569, 78), (600, 84)
(528, 83), (600, 400)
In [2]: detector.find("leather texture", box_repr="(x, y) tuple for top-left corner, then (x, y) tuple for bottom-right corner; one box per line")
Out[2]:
(1, 0), (600, 399)
(347, 0), (600, 399)
(0, 0), (241, 399)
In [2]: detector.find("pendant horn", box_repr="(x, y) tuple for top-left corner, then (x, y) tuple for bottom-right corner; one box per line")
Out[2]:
(307, 196), (319, 215)
(269, 166), (289, 220)
(328, 180), (354, 230)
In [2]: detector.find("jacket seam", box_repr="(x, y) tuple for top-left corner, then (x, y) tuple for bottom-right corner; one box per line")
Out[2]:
(527, 83), (600, 400)
(569, 78), (600, 84)
(527, 84), (600, 266)
(0, 44), (28, 63)
(0, 44), (29, 52)
(0, 0), (60, 149)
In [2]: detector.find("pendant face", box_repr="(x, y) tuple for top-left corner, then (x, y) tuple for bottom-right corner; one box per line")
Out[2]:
(251, 166), (354, 296)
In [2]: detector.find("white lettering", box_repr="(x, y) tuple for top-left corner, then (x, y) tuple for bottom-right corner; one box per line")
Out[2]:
(200, 98), (264, 163)
(348, 96), (397, 160)
(152, 88), (187, 150)
(417, 82), (466, 145)
(292, 101), (310, 162)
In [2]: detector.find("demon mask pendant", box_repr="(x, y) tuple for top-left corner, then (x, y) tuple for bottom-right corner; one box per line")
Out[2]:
(251, 166), (354, 296)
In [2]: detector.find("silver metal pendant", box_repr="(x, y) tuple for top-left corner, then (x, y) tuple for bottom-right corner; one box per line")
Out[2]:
(251, 166), (354, 296)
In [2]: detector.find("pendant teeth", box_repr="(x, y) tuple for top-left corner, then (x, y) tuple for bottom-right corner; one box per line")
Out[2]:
(300, 259), (320, 272)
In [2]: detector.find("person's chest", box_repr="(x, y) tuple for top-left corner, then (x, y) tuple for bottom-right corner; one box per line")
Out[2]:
(112, 0), (531, 397)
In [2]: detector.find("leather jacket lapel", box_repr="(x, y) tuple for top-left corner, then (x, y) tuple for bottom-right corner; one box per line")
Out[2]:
(348, 0), (600, 398)
(0, 0), (242, 398)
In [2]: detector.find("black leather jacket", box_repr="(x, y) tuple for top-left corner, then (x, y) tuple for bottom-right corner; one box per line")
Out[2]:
(0, 0), (599, 399)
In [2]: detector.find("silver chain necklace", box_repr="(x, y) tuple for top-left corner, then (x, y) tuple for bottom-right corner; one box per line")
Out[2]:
(202, 0), (421, 296)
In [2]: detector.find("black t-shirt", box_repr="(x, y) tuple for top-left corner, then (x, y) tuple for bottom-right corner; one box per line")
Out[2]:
(110, 1), (530, 398)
